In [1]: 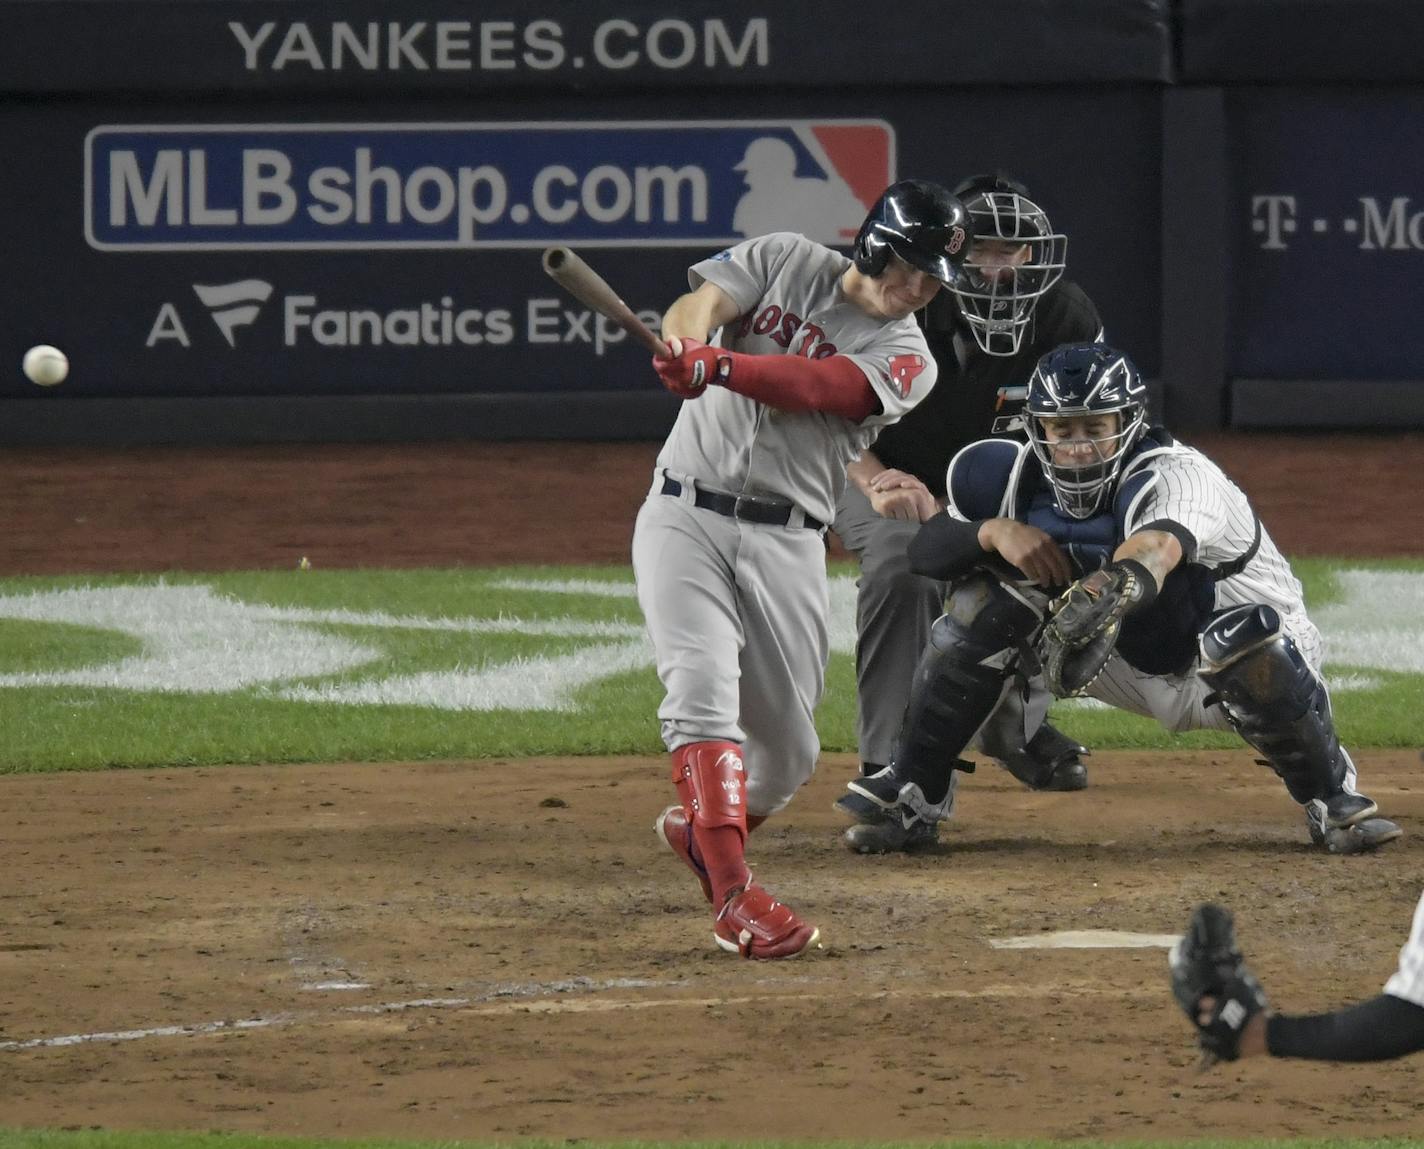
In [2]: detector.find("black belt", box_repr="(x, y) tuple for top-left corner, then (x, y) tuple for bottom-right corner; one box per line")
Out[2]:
(660, 476), (825, 531)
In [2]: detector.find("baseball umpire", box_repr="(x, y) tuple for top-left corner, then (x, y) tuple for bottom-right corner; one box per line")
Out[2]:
(1170, 901), (1424, 1062)
(836, 340), (1402, 856)
(832, 172), (1102, 831)
(634, 180), (972, 958)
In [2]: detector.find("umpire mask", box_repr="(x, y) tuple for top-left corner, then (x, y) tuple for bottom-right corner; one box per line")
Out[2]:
(949, 175), (1067, 356)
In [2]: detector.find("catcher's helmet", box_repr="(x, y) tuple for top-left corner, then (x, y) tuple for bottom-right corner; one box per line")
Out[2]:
(949, 171), (1067, 356)
(853, 180), (972, 286)
(1026, 342), (1148, 519)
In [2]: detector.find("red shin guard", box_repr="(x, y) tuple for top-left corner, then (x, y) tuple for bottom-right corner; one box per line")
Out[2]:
(670, 741), (751, 904)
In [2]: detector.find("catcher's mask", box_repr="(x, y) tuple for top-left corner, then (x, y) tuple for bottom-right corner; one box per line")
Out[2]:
(1027, 342), (1148, 519)
(949, 172), (1067, 356)
(853, 179), (973, 287)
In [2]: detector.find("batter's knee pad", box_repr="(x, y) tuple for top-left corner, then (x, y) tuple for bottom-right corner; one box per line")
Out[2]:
(1198, 604), (1347, 804)
(892, 572), (1043, 802)
(670, 740), (748, 840)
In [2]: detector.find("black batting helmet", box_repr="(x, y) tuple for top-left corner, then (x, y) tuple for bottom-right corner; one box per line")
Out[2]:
(853, 180), (972, 286)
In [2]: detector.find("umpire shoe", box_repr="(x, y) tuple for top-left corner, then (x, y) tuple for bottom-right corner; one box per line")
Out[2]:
(714, 880), (820, 959)
(833, 765), (898, 821)
(998, 723), (1089, 792)
(655, 804), (713, 904)
(835, 767), (945, 854)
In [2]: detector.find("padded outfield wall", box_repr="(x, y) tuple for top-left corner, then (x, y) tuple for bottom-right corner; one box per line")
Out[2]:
(0, 0), (1419, 443)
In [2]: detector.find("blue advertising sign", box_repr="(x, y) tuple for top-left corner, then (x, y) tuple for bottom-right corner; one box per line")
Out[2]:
(1, 88), (1161, 411)
(1230, 90), (1424, 380)
(87, 121), (894, 250)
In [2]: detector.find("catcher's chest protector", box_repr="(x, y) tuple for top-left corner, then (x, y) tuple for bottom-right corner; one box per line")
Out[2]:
(1016, 442), (1217, 677)
(1023, 491), (1120, 579)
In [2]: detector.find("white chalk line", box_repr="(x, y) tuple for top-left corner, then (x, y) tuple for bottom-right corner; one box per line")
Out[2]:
(991, 929), (1182, 950)
(0, 974), (1158, 1053)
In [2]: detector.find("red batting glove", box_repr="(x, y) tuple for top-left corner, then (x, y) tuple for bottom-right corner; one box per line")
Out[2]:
(653, 338), (732, 399)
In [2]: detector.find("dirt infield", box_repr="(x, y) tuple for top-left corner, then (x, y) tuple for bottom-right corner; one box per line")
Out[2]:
(1, 433), (1423, 1141)
(2, 753), (1422, 1140)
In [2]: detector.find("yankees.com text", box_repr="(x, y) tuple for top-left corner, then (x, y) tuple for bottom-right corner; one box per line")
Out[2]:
(229, 19), (769, 73)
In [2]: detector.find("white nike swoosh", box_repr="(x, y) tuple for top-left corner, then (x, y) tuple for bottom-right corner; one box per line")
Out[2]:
(1221, 617), (1250, 640)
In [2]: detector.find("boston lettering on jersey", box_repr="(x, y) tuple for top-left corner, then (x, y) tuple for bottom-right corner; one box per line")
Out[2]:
(735, 304), (838, 359)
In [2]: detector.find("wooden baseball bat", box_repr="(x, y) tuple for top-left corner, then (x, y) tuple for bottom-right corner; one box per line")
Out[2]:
(541, 246), (672, 359)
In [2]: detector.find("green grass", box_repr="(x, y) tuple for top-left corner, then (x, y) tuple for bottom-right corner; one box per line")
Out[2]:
(0, 618), (141, 674)
(0, 559), (1418, 774)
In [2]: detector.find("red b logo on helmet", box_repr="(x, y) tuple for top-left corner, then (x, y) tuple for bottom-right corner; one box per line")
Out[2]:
(945, 226), (966, 256)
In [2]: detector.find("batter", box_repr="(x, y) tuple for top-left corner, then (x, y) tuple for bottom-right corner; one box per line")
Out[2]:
(632, 180), (972, 959)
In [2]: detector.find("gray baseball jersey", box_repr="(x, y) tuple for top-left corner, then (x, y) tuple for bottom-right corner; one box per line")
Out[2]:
(656, 232), (936, 525)
(635, 231), (936, 814)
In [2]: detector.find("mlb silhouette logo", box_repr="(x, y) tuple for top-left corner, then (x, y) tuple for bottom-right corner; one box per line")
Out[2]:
(728, 122), (894, 246)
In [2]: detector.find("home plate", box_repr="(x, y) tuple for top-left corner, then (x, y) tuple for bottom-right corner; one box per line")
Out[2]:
(990, 930), (1182, 950)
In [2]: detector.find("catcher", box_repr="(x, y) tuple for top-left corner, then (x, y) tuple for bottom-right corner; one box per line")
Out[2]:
(836, 340), (1402, 855)
(1170, 901), (1424, 1062)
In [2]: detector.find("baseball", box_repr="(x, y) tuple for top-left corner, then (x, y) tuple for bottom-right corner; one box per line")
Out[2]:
(22, 345), (69, 387)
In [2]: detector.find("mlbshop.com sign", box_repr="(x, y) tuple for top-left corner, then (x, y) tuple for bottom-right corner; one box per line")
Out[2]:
(86, 120), (895, 250)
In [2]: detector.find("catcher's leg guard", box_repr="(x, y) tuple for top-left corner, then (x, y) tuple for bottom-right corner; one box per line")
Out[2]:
(839, 573), (1042, 849)
(1198, 605), (1378, 825)
(670, 741), (750, 903)
(894, 573), (1043, 800)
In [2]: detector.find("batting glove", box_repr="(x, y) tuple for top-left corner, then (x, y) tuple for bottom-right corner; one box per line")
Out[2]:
(653, 338), (733, 399)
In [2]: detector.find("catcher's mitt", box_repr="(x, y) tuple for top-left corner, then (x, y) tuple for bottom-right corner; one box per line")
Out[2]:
(1168, 903), (1270, 1066)
(1037, 561), (1152, 696)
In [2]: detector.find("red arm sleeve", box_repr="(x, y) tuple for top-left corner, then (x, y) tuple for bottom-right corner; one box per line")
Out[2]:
(720, 352), (879, 421)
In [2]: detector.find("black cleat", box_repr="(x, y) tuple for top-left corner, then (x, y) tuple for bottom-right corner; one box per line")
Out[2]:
(998, 723), (1089, 792)
(844, 817), (940, 854)
(1324, 792), (1378, 829)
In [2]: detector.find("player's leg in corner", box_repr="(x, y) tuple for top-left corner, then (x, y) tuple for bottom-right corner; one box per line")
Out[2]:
(837, 571), (1043, 854)
(656, 741), (818, 959)
(1199, 604), (1402, 855)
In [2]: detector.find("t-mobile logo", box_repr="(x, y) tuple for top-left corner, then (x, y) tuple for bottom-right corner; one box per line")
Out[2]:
(192, 279), (275, 346)
(1251, 195), (1297, 250)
